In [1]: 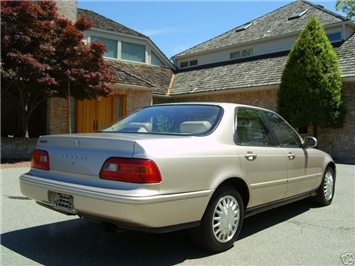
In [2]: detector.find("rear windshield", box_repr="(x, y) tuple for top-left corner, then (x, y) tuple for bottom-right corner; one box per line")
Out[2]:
(100, 104), (223, 135)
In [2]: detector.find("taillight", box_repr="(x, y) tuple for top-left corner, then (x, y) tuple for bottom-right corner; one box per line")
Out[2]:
(99, 158), (162, 184)
(31, 149), (50, 170)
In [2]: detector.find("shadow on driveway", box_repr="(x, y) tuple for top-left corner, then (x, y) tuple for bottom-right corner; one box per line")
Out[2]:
(1, 199), (314, 265)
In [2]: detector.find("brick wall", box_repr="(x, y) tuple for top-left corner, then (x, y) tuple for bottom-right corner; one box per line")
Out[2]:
(112, 86), (153, 115)
(47, 98), (68, 135)
(156, 87), (279, 111)
(317, 81), (355, 163)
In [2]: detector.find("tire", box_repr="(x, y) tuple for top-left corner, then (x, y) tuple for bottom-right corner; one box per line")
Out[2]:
(314, 166), (335, 206)
(190, 186), (244, 253)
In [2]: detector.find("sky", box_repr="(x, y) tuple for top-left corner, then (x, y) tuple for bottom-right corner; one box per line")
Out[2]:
(77, 1), (345, 60)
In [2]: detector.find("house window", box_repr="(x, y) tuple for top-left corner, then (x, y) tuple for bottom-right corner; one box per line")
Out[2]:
(327, 32), (341, 42)
(230, 51), (241, 59)
(242, 49), (253, 57)
(189, 60), (198, 66)
(180, 60), (198, 68)
(122, 42), (146, 63)
(230, 49), (253, 60)
(181, 61), (188, 68)
(151, 52), (165, 67)
(91, 36), (117, 58)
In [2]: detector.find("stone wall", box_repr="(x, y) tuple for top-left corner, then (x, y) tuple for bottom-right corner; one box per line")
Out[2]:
(1, 137), (37, 161)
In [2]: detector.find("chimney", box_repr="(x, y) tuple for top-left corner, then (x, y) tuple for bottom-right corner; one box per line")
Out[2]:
(55, 0), (78, 22)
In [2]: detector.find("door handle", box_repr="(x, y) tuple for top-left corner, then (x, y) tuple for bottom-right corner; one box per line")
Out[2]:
(287, 153), (295, 160)
(245, 152), (257, 161)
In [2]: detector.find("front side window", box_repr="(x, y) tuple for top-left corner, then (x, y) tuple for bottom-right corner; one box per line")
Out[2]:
(262, 111), (302, 148)
(91, 36), (117, 58)
(100, 104), (223, 135)
(121, 42), (145, 63)
(235, 108), (275, 146)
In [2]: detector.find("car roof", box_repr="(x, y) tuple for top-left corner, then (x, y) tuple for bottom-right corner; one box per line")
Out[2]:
(153, 102), (274, 113)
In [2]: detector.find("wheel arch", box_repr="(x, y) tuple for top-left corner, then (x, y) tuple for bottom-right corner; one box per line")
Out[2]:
(327, 162), (336, 178)
(216, 177), (250, 210)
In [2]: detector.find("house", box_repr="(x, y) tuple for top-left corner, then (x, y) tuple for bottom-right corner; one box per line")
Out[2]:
(2, 0), (354, 163)
(44, 1), (175, 135)
(153, 0), (355, 163)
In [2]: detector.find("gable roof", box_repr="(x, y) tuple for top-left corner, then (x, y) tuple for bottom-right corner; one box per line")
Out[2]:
(77, 8), (147, 38)
(77, 8), (175, 93)
(168, 35), (354, 97)
(108, 60), (174, 95)
(173, 0), (349, 58)
(165, 0), (355, 97)
(169, 53), (287, 96)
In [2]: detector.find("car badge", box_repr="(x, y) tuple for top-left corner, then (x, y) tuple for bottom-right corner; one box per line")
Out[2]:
(74, 140), (80, 147)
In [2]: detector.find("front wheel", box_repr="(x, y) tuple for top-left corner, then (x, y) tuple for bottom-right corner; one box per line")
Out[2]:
(190, 186), (244, 253)
(314, 166), (335, 206)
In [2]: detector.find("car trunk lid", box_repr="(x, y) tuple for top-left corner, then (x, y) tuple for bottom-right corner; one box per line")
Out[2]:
(34, 133), (136, 176)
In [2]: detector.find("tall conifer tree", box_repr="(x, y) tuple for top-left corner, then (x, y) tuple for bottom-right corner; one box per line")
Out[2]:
(277, 16), (346, 137)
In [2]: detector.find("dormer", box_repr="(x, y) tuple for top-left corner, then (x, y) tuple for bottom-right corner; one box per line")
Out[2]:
(78, 9), (175, 69)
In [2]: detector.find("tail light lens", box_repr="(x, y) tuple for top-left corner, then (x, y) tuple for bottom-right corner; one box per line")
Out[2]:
(31, 149), (50, 170)
(100, 158), (162, 184)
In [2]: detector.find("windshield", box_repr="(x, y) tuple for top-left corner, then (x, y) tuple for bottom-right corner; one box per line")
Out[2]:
(100, 104), (223, 135)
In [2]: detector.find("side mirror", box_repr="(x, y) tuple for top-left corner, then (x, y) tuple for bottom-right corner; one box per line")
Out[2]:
(303, 136), (318, 148)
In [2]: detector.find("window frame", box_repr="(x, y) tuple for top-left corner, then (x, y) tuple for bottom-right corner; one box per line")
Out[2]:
(261, 110), (303, 148)
(230, 48), (253, 60)
(121, 41), (146, 63)
(234, 107), (276, 147)
(327, 32), (342, 43)
(91, 36), (118, 59)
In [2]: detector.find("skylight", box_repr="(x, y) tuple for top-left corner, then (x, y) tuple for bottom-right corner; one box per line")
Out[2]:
(288, 9), (308, 20)
(235, 22), (253, 32)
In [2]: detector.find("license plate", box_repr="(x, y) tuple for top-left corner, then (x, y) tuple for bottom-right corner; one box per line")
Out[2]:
(52, 193), (75, 214)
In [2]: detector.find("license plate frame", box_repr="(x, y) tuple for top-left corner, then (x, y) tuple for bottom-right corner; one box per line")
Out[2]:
(52, 192), (75, 214)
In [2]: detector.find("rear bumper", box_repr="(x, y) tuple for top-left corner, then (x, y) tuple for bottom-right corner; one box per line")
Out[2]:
(20, 173), (211, 229)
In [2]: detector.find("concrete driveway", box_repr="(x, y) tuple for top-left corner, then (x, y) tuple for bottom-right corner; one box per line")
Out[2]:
(1, 163), (354, 265)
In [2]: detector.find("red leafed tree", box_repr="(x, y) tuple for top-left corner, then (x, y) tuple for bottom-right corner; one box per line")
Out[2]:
(1, 0), (117, 137)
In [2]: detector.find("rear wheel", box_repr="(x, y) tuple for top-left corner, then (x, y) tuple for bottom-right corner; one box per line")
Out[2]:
(314, 166), (335, 206)
(190, 186), (244, 252)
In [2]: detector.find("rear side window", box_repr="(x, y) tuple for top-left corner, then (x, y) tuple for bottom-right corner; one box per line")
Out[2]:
(235, 108), (275, 146)
(262, 111), (302, 148)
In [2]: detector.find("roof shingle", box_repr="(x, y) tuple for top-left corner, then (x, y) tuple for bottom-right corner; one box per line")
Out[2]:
(77, 8), (147, 38)
(173, 0), (349, 58)
(108, 60), (174, 95)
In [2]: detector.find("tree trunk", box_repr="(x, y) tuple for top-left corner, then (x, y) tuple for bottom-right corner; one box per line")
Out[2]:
(17, 104), (29, 138)
(17, 90), (30, 138)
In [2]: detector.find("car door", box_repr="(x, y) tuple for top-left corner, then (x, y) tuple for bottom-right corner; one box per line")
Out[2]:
(262, 111), (319, 198)
(235, 108), (288, 208)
